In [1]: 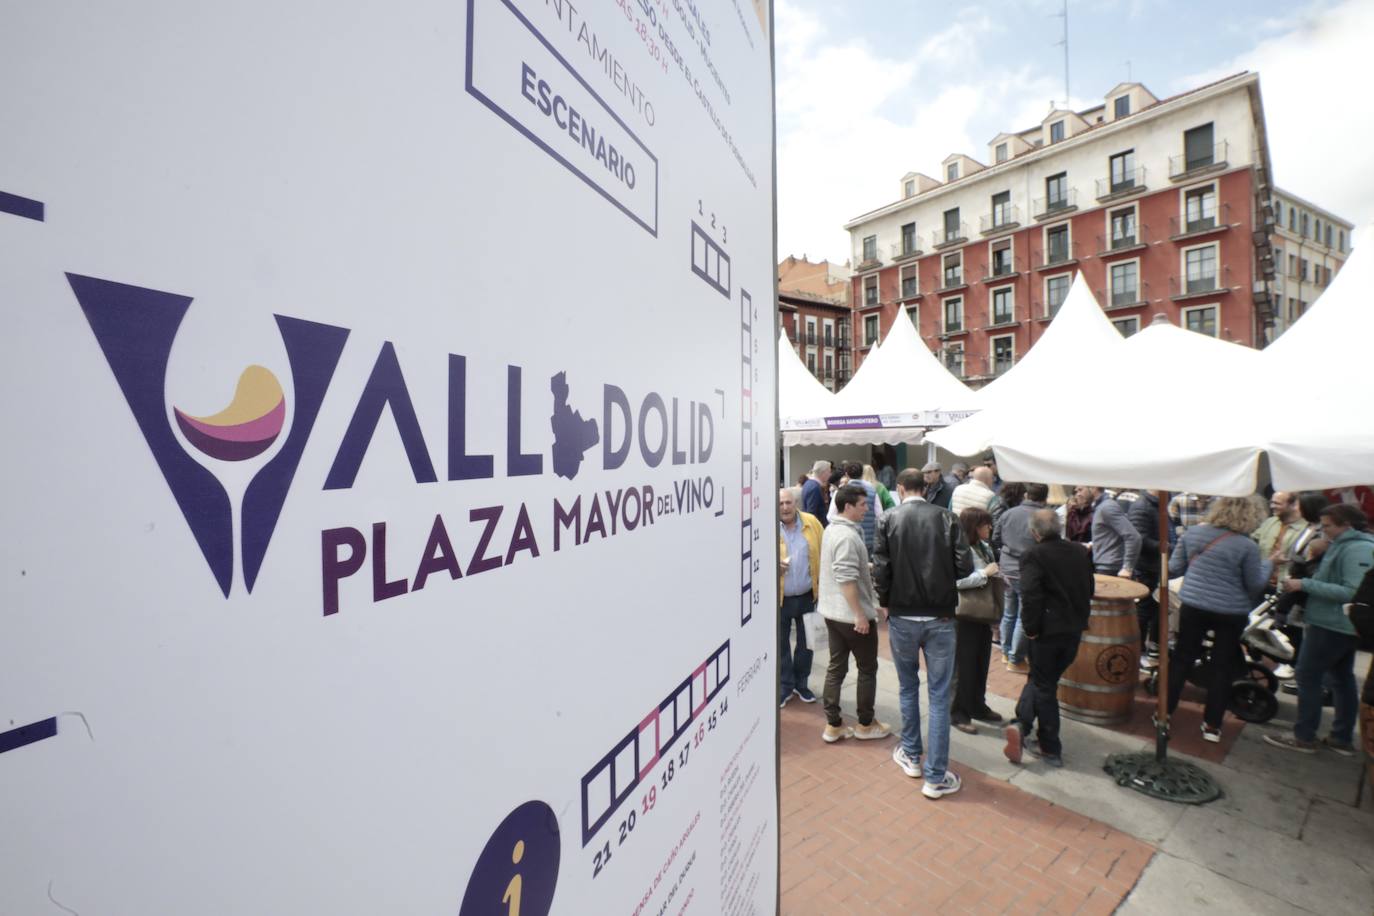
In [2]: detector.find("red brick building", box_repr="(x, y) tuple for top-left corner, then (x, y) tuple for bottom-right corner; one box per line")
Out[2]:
(841, 73), (1346, 385)
(777, 256), (853, 390)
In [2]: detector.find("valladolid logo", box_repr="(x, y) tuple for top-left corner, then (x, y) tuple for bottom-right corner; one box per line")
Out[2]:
(69, 273), (349, 597)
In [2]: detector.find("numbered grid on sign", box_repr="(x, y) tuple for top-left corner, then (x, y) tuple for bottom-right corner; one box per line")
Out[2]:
(636, 714), (660, 777)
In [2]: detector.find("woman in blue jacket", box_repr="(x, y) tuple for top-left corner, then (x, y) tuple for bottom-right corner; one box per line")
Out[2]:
(1166, 497), (1272, 742)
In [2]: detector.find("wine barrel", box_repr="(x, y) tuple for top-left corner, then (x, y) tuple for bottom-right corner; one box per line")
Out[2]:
(1058, 574), (1148, 725)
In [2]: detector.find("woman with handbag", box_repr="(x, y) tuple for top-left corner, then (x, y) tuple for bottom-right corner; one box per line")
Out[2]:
(1166, 497), (1273, 742)
(951, 507), (1004, 734)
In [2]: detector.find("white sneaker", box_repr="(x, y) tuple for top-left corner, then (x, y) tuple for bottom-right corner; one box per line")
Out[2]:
(1273, 664), (1295, 680)
(922, 771), (962, 799)
(1201, 725), (1222, 744)
(892, 745), (922, 779)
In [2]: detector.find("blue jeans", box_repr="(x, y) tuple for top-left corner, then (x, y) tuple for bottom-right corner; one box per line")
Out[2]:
(887, 616), (957, 781)
(779, 592), (815, 700)
(1295, 624), (1359, 744)
(1000, 584), (1026, 663)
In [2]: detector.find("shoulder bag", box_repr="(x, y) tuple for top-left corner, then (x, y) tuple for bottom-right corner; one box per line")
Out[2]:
(956, 546), (1003, 624)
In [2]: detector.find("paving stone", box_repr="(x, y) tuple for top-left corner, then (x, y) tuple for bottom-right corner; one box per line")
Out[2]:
(1118, 851), (1317, 916)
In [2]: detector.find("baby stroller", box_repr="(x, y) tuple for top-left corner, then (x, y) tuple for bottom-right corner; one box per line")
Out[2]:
(1143, 594), (1292, 723)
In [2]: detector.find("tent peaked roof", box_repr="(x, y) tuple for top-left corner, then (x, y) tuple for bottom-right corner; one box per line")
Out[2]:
(1263, 224), (1372, 365)
(830, 309), (976, 416)
(777, 329), (836, 429)
(974, 275), (1123, 406)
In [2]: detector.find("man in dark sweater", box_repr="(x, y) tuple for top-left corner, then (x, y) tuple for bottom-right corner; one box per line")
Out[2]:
(1004, 510), (1095, 768)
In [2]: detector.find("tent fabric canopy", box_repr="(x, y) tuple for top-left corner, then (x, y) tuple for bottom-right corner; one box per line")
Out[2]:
(827, 304), (978, 418)
(777, 328), (838, 431)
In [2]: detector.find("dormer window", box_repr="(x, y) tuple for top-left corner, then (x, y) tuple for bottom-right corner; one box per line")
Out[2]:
(995, 143), (1008, 163)
(1050, 120), (1065, 143)
(947, 162), (958, 182)
(904, 179), (915, 198)
(1114, 95), (1130, 118)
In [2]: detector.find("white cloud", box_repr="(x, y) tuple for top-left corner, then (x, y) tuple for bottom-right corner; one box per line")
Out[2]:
(774, 1), (1085, 263)
(1179, 0), (1374, 230)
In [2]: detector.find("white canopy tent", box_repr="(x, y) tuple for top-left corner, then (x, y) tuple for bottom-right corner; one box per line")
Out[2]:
(787, 305), (977, 447)
(777, 328), (838, 433)
(930, 275), (1125, 457)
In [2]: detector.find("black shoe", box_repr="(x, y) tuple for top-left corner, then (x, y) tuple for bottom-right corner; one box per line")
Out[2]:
(972, 708), (1005, 725)
(1024, 737), (1064, 767)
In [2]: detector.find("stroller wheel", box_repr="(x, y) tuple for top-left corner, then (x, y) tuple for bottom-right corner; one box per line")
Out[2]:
(1244, 662), (1278, 695)
(1229, 680), (1279, 723)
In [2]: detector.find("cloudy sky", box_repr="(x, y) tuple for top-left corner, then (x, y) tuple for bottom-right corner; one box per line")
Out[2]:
(775, 0), (1374, 263)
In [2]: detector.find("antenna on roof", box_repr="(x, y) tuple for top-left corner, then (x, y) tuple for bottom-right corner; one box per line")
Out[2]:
(1053, 0), (1069, 106)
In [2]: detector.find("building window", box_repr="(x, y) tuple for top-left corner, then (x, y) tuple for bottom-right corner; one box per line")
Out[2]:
(1299, 258), (1309, 281)
(900, 265), (918, 299)
(1326, 224), (1333, 247)
(1110, 260), (1139, 306)
(990, 240), (1013, 277)
(1274, 201), (1283, 224)
(943, 207), (962, 243)
(992, 335), (1014, 375)
(863, 276), (878, 306)
(1050, 120), (1065, 143)
(1183, 122), (1215, 171)
(863, 314), (879, 346)
(907, 306), (919, 329)
(1184, 305), (1218, 337)
(904, 179), (915, 198)
(901, 221), (916, 255)
(1112, 316), (1140, 337)
(824, 353), (833, 380)
(1110, 207), (1137, 248)
(806, 352), (816, 373)
(995, 143), (1008, 163)
(1300, 212), (1309, 238)
(946, 162), (958, 182)
(1109, 150), (1136, 192)
(1046, 172), (1069, 210)
(1339, 229), (1346, 251)
(991, 286), (1014, 325)
(1184, 185), (1217, 232)
(944, 344), (964, 377)
(805, 318), (817, 346)
(1114, 95), (1130, 118)
(862, 235), (877, 262)
(1046, 274), (1070, 316)
(1289, 208), (1296, 231)
(1046, 224), (1070, 264)
(991, 190), (1012, 228)
(1185, 245), (1218, 293)
(1314, 218), (1322, 242)
(823, 320), (834, 347)
(1287, 253), (1296, 277)
(943, 297), (963, 333)
(942, 253), (962, 288)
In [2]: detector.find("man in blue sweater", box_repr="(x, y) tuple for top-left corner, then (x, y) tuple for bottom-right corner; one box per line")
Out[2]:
(1265, 504), (1374, 755)
(800, 460), (832, 527)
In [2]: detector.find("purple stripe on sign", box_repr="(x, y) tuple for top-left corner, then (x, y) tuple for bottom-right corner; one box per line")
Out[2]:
(824, 415), (883, 430)
(0, 717), (57, 754)
(0, 191), (45, 221)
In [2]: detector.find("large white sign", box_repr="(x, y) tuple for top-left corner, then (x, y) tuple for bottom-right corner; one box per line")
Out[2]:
(0, 1), (778, 912)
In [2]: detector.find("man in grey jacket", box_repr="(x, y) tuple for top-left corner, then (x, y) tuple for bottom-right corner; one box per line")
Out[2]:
(994, 482), (1049, 673)
(1089, 487), (1141, 578)
(817, 484), (892, 744)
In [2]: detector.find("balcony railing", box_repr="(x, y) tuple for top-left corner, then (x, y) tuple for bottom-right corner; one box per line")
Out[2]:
(1032, 188), (1078, 220)
(899, 280), (920, 300)
(804, 331), (816, 345)
(836, 370), (852, 387)
(1095, 167), (1147, 200)
(1169, 140), (1229, 179)
(931, 223), (969, 249)
(855, 247), (881, 268)
(979, 205), (1021, 234)
(1170, 202), (1232, 239)
(1097, 224), (1151, 255)
(1096, 281), (1150, 309)
(861, 291), (879, 308)
(984, 255), (1024, 281)
(1169, 266), (1233, 299)
(942, 315), (964, 334)
(1036, 239), (1080, 269)
(891, 240), (922, 260)
(822, 336), (834, 348)
(938, 270), (965, 291)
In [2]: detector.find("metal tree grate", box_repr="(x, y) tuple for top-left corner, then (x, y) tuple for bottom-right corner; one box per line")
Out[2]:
(1103, 752), (1223, 805)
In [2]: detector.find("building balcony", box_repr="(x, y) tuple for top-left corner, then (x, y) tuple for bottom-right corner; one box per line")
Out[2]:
(1169, 203), (1232, 241)
(931, 223), (969, 250)
(937, 274), (968, 293)
(1169, 267), (1233, 301)
(1096, 225), (1151, 258)
(1095, 167), (1148, 202)
(836, 370), (852, 387)
(1169, 140), (1229, 181)
(1096, 282), (1151, 311)
(859, 293), (881, 309)
(982, 256), (1024, 283)
(1035, 241), (1081, 271)
(804, 331), (816, 345)
(855, 253), (882, 271)
(891, 241), (923, 262)
(980, 206), (1021, 235)
(1032, 189), (1078, 221)
(898, 283), (922, 301)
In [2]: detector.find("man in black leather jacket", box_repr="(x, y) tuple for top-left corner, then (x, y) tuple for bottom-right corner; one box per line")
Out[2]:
(874, 468), (973, 799)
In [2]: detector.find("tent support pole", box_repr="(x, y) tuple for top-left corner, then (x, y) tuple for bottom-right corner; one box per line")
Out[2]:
(1101, 491), (1221, 804)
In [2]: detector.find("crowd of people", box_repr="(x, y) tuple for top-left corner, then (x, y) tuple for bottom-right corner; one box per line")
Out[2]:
(779, 456), (1374, 799)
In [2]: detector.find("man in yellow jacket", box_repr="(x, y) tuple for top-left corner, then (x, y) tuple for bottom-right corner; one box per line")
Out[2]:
(779, 487), (823, 707)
